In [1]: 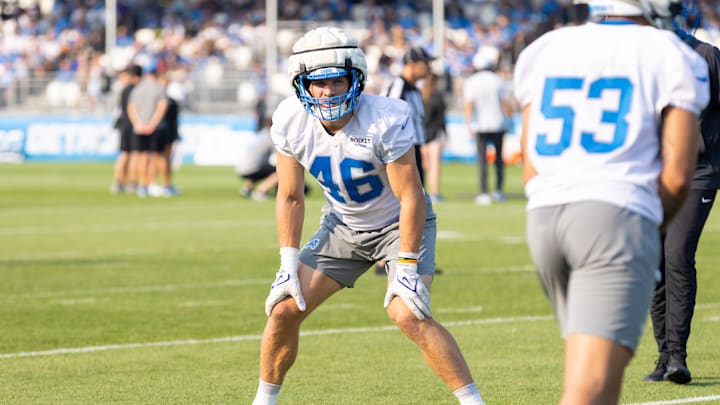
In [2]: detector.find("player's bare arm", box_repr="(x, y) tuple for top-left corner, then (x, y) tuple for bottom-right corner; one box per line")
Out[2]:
(659, 106), (700, 228)
(463, 100), (475, 137)
(275, 152), (306, 249)
(386, 147), (425, 253)
(264, 151), (308, 317)
(147, 99), (169, 134)
(520, 105), (538, 185)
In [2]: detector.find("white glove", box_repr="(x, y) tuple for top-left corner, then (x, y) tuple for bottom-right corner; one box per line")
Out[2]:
(265, 247), (307, 317)
(383, 257), (432, 320)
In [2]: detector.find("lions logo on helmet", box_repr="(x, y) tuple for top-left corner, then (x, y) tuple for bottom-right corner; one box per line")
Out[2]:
(288, 27), (368, 121)
(576, 0), (683, 29)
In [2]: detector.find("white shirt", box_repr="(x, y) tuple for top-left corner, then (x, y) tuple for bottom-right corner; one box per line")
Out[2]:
(464, 70), (509, 133)
(235, 127), (274, 176)
(271, 93), (415, 231)
(514, 22), (709, 225)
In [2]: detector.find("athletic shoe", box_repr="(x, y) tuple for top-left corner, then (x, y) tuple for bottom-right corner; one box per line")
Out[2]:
(475, 193), (492, 206)
(643, 353), (668, 382)
(491, 190), (506, 202)
(250, 190), (268, 201)
(137, 186), (148, 198)
(165, 185), (181, 196)
(148, 183), (166, 197)
(240, 186), (252, 198)
(664, 352), (692, 384)
(110, 182), (123, 194)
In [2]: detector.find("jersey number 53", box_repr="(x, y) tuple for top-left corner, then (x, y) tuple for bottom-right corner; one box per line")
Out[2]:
(536, 76), (633, 156)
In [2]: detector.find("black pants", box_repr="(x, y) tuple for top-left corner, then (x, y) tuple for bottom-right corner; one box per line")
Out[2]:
(475, 131), (504, 194)
(650, 188), (717, 356)
(414, 144), (424, 186)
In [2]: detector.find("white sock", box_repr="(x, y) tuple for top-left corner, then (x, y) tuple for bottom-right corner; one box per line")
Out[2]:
(251, 378), (282, 405)
(453, 382), (485, 405)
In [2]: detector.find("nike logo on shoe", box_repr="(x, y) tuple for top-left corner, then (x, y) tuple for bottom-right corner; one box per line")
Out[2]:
(701, 197), (713, 204)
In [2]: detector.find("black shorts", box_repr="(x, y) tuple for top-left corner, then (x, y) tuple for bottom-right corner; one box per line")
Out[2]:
(120, 130), (134, 152)
(241, 164), (276, 181)
(158, 129), (178, 150)
(133, 132), (159, 152)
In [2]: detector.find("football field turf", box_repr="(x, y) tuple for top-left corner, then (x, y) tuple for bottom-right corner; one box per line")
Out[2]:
(1, 162), (719, 404)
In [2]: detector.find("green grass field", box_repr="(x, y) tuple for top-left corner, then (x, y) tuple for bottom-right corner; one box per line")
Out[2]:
(1, 162), (719, 404)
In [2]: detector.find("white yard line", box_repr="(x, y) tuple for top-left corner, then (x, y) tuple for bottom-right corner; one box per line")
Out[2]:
(625, 395), (720, 405)
(3, 279), (268, 300)
(0, 219), (272, 236)
(0, 315), (552, 360)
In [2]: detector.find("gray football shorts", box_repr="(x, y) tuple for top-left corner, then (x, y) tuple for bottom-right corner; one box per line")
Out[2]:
(526, 201), (660, 353)
(299, 195), (437, 288)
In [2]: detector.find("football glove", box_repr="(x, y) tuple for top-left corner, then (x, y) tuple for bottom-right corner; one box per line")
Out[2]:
(264, 247), (307, 317)
(383, 257), (432, 320)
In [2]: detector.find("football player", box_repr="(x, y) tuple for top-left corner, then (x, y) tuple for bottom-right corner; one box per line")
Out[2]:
(251, 27), (484, 405)
(514, 0), (709, 403)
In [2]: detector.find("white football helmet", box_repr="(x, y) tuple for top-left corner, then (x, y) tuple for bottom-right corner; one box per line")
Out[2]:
(288, 26), (368, 121)
(577, 0), (682, 29)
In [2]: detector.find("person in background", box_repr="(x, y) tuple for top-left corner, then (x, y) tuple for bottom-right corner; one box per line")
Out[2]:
(514, 0), (708, 402)
(235, 117), (278, 202)
(463, 46), (513, 206)
(376, 46), (435, 275)
(157, 74), (182, 197)
(383, 46), (435, 185)
(644, 24), (720, 384)
(128, 62), (169, 198)
(252, 26), (484, 405)
(110, 64), (142, 194)
(421, 73), (447, 203)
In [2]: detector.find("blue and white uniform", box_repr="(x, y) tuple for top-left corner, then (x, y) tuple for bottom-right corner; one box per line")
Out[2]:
(272, 93), (416, 231)
(514, 20), (709, 353)
(515, 21), (709, 226)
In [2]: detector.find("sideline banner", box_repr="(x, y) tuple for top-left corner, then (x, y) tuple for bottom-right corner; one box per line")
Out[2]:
(0, 114), (521, 165)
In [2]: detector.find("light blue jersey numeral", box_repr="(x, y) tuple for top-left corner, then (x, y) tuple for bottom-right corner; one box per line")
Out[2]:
(309, 156), (384, 203)
(536, 76), (633, 156)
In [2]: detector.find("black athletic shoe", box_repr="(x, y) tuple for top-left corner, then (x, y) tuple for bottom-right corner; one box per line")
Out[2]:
(664, 352), (692, 384)
(643, 353), (668, 382)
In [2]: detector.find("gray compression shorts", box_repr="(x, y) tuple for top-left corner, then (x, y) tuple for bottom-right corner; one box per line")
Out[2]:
(299, 194), (437, 288)
(526, 201), (660, 353)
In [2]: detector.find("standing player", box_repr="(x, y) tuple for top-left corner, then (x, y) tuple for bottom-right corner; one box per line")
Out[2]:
(514, 0), (709, 403)
(645, 13), (720, 384)
(251, 27), (484, 405)
(463, 46), (513, 205)
(128, 62), (168, 198)
(110, 64), (142, 194)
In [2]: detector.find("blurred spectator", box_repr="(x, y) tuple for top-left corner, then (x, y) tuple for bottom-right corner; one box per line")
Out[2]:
(157, 73), (182, 197)
(382, 46), (434, 185)
(421, 73), (447, 203)
(1, 0), (719, 113)
(110, 63), (142, 194)
(235, 117), (278, 202)
(127, 62), (169, 198)
(463, 46), (513, 206)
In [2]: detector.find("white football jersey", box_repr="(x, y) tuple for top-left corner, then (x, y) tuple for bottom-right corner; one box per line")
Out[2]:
(514, 22), (709, 225)
(271, 93), (415, 231)
(463, 70), (510, 133)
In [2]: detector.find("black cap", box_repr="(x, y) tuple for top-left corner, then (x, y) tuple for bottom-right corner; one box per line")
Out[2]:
(403, 47), (436, 64)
